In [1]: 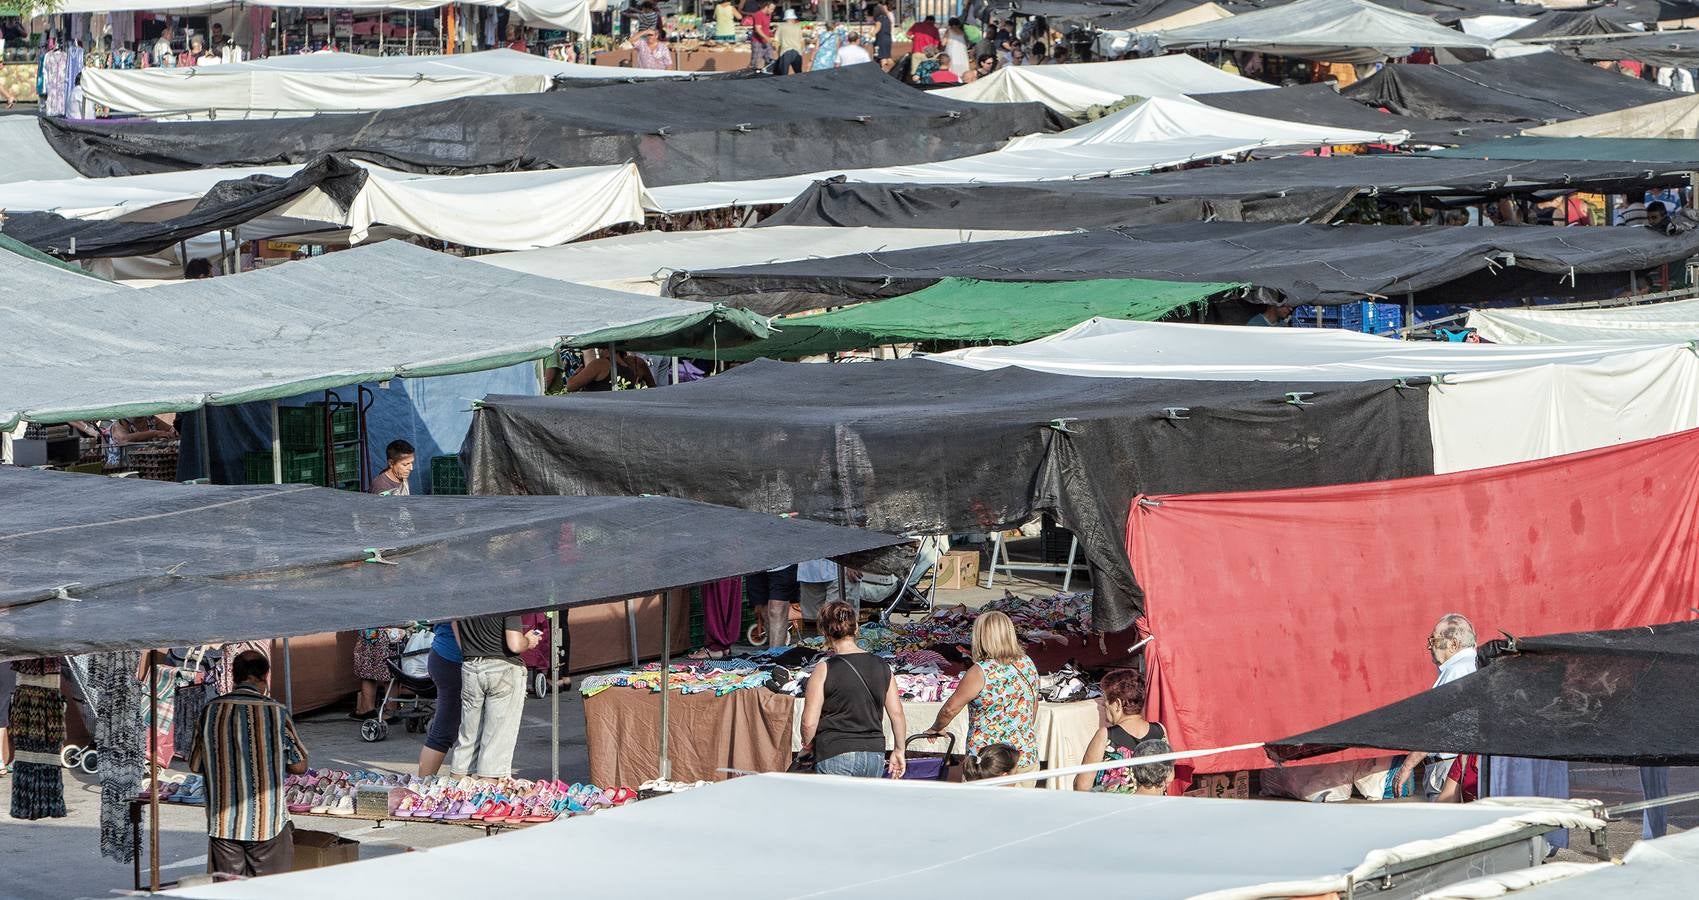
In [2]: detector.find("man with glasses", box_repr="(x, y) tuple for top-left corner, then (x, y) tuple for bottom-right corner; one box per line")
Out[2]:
(1393, 613), (1477, 800)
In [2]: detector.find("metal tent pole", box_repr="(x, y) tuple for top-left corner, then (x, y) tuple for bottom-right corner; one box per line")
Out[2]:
(270, 400), (294, 711)
(658, 592), (672, 781)
(549, 609), (560, 783)
(148, 650), (160, 893)
(1061, 536), (1078, 592)
(625, 598), (639, 667)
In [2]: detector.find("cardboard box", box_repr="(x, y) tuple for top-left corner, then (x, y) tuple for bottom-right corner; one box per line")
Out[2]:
(292, 829), (360, 871)
(934, 550), (982, 590)
(1185, 771), (1251, 800)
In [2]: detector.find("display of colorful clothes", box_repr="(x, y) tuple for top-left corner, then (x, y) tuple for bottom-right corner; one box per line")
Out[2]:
(804, 592), (1094, 661)
(701, 577), (742, 651)
(579, 661), (773, 697)
(39, 48), (69, 118)
(92, 651), (147, 862)
(9, 659), (68, 820)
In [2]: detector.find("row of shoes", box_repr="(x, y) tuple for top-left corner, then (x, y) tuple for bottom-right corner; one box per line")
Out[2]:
(390, 781), (634, 825)
(136, 773), (206, 804)
(638, 779), (710, 794)
(285, 785), (358, 816)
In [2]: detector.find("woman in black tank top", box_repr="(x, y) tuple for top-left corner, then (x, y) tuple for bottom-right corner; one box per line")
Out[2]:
(801, 602), (909, 778)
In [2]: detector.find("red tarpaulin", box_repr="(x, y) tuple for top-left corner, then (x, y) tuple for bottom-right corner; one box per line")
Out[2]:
(1127, 427), (1699, 774)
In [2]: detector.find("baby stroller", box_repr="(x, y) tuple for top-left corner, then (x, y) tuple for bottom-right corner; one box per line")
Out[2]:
(519, 612), (569, 699)
(362, 629), (436, 743)
(892, 732), (956, 781)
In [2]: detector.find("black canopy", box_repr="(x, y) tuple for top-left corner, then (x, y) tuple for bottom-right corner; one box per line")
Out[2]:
(37, 66), (1067, 184)
(1343, 53), (1673, 123)
(1508, 9), (1636, 38)
(666, 221), (1699, 312)
(1010, 0), (1226, 29)
(0, 468), (903, 660)
(1268, 620), (1699, 766)
(1196, 84), (1521, 146)
(464, 359), (1433, 633)
(1570, 31), (1699, 68)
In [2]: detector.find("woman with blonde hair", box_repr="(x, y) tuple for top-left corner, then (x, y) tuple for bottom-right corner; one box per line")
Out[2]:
(924, 610), (1040, 783)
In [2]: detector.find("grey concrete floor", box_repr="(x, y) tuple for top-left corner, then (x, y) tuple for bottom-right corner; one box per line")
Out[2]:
(1, 571), (1691, 896)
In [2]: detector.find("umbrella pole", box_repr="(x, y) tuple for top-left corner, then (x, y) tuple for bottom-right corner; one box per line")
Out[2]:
(658, 592), (671, 781)
(550, 610), (560, 783)
(148, 650), (160, 893)
(270, 400), (294, 711)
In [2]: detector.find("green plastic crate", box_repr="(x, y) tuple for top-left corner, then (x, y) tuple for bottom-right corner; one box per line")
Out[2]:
(277, 403), (359, 449)
(243, 450), (324, 485)
(329, 444), (362, 486)
(430, 455), (466, 495)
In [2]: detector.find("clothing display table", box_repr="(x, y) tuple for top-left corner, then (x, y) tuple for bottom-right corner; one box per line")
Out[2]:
(584, 686), (795, 787)
(787, 697), (1100, 790)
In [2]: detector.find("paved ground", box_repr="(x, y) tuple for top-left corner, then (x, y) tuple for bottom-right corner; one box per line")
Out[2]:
(0, 571), (1691, 896)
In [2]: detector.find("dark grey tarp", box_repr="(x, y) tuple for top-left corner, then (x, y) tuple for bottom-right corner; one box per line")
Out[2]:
(0, 468), (903, 660)
(665, 221), (1699, 312)
(2, 156), (365, 260)
(1342, 53), (1673, 123)
(464, 359), (1434, 632)
(757, 153), (1693, 230)
(1231, 0), (1546, 26)
(1268, 620), (1699, 766)
(1508, 9), (1636, 38)
(1196, 84), (1521, 146)
(1011, 0), (1226, 29)
(1569, 31), (1699, 68)
(37, 66), (1068, 185)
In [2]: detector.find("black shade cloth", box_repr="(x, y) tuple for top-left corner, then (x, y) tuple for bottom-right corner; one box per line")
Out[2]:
(37, 66), (1068, 185)
(1343, 53), (1673, 124)
(1232, 0), (1545, 25)
(1196, 85), (1521, 146)
(0, 468), (904, 660)
(1268, 620), (1699, 766)
(1508, 9), (1636, 38)
(2, 156), (365, 260)
(463, 358), (1434, 633)
(666, 221), (1699, 311)
(1011, 0), (1226, 29)
(1569, 31), (1699, 67)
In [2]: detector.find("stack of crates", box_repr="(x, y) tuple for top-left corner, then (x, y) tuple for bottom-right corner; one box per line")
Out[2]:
(1291, 301), (1404, 336)
(430, 455), (467, 495)
(244, 402), (362, 487)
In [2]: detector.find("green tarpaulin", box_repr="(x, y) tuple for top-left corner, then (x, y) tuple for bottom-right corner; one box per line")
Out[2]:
(1427, 137), (1699, 164)
(653, 277), (1242, 361)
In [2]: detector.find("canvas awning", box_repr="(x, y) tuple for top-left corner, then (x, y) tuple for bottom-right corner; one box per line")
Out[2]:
(1343, 52), (1674, 123)
(933, 318), (1699, 474)
(0, 241), (769, 429)
(1127, 426), (1699, 773)
(933, 55), (1272, 117)
(1526, 92), (1699, 138)
(1427, 135), (1699, 162)
(79, 48), (683, 120)
(1424, 828), (1699, 900)
(0, 469), (901, 660)
(475, 226), (1063, 294)
(1568, 30), (1699, 67)
(27, 0), (593, 34)
(1196, 83), (1521, 145)
(0, 235), (122, 306)
(166, 774), (1597, 900)
(650, 278), (1244, 361)
(1159, 0), (1501, 61)
(1469, 296), (1699, 343)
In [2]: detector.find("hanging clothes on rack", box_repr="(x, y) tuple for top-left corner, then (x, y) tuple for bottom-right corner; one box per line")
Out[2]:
(92, 651), (147, 862)
(39, 45), (68, 118)
(8, 659), (68, 821)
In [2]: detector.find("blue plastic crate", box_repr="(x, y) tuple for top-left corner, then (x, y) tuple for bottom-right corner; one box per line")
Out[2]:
(1339, 301), (1404, 335)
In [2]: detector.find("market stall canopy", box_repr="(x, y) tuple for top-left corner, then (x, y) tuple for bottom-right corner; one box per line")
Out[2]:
(1017, 0), (1235, 31)
(0, 469), (901, 660)
(760, 154), (1698, 231)
(644, 93), (1405, 213)
(1128, 427), (1699, 773)
(1158, 0), (1502, 61)
(1469, 296), (1699, 343)
(0, 115), (79, 182)
(1268, 619), (1699, 765)
(1566, 29), (1699, 66)
(663, 222), (1699, 313)
(1427, 134), (1699, 162)
(1424, 828), (1699, 900)
(1526, 92), (1699, 138)
(1343, 52), (1674, 122)
(38, 65), (1067, 184)
(0, 163), (302, 221)
(1195, 83), (1521, 144)
(650, 278), (1245, 361)
(79, 48), (685, 120)
(758, 177), (1336, 229)
(166, 774), (1597, 900)
(0, 241), (769, 429)
(0, 235), (121, 306)
(28, 0), (593, 34)
(935, 318), (1699, 473)
(933, 55), (1271, 116)
(474, 226), (1062, 293)
(1506, 8), (1638, 37)
(464, 358), (1433, 632)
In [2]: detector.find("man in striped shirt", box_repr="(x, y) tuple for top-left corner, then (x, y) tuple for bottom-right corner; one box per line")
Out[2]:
(190, 650), (309, 878)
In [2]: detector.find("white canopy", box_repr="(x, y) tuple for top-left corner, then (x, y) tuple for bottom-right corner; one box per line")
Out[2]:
(1422, 827), (1699, 900)
(167, 774), (1589, 900)
(932, 318), (1699, 474)
(1459, 15), (1540, 39)
(1468, 297), (1699, 343)
(0, 116), (80, 183)
(273, 162), (650, 250)
(0, 241), (760, 429)
(0, 244), (123, 307)
(934, 55), (1270, 117)
(646, 96), (1403, 213)
(35, 1), (591, 32)
(0, 166), (301, 221)
(477, 226), (1060, 293)
(1160, 0), (1501, 61)
(79, 48), (674, 119)
(1526, 93), (1699, 138)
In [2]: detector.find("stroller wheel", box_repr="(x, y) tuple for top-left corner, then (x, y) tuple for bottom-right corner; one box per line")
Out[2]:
(59, 745), (80, 770)
(529, 671), (552, 699)
(80, 749), (100, 775)
(360, 718), (388, 743)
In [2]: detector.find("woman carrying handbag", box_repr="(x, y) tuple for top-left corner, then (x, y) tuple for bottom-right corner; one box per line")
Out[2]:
(800, 602), (907, 778)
